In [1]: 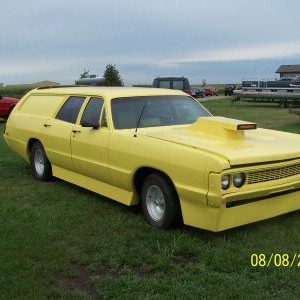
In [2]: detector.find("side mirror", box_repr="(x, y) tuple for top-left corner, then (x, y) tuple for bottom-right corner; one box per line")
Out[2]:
(81, 119), (100, 129)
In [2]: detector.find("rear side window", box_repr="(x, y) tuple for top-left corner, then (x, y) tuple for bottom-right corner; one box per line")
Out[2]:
(56, 96), (85, 123)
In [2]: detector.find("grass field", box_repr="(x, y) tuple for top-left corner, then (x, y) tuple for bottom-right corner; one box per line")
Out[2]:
(204, 99), (300, 133)
(1, 99), (300, 299)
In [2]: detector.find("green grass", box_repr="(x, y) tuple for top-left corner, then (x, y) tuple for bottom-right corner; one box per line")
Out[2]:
(203, 99), (300, 133)
(2, 99), (300, 299)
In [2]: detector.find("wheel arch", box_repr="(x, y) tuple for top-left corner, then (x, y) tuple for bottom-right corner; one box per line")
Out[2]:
(133, 167), (180, 204)
(135, 167), (183, 228)
(28, 138), (52, 181)
(27, 138), (41, 159)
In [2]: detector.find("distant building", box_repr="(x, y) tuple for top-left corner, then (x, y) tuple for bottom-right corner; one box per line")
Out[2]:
(5, 80), (60, 88)
(276, 65), (300, 78)
(0, 83), (3, 88)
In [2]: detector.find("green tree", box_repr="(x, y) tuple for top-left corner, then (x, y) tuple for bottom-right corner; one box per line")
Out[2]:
(103, 64), (124, 86)
(80, 69), (90, 79)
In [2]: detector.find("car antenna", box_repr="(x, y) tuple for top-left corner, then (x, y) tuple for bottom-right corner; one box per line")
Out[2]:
(134, 100), (148, 138)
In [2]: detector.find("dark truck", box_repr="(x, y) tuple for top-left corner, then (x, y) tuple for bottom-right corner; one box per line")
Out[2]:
(153, 77), (191, 95)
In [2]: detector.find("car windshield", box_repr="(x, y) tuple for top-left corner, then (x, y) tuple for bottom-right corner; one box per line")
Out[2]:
(111, 95), (211, 129)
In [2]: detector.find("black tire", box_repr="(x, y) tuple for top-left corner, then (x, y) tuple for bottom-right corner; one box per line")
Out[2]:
(141, 173), (180, 229)
(30, 141), (52, 181)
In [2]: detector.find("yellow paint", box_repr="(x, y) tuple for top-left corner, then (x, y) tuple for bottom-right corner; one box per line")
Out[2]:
(4, 86), (300, 231)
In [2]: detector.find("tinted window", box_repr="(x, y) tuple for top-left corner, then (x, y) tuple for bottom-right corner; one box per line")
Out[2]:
(172, 80), (184, 90)
(111, 96), (211, 129)
(56, 96), (85, 123)
(159, 81), (171, 88)
(80, 98), (104, 127)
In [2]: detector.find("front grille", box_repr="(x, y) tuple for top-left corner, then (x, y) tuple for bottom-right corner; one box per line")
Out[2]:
(247, 163), (300, 184)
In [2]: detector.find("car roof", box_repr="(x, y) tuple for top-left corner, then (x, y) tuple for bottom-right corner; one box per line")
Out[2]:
(30, 86), (187, 98)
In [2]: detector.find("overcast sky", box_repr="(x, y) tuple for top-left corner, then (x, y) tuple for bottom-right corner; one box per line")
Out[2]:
(1, 0), (300, 85)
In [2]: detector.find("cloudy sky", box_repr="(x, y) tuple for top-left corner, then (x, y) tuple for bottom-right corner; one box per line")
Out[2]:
(1, 0), (300, 85)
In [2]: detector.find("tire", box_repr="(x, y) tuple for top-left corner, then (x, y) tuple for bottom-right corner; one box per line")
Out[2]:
(30, 141), (52, 181)
(141, 173), (180, 229)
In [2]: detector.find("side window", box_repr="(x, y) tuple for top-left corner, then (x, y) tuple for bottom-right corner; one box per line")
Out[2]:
(80, 98), (104, 127)
(56, 96), (85, 123)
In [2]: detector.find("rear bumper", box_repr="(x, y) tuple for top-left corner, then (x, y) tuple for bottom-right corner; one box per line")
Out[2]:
(180, 188), (300, 232)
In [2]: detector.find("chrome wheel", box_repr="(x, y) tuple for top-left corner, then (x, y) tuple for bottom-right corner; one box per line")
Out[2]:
(146, 185), (165, 222)
(141, 173), (180, 228)
(34, 148), (45, 177)
(30, 141), (52, 181)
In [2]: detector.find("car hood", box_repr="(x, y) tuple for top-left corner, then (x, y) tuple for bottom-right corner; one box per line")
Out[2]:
(141, 116), (300, 166)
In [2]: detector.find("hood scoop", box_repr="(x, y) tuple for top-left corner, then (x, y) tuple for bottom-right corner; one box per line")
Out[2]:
(188, 116), (257, 139)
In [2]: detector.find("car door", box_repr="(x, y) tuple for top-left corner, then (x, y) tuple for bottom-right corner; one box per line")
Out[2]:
(41, 96), (86, 171)
(71, 97), (111, 183)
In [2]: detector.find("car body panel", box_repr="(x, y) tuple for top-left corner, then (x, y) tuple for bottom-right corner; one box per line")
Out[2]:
(143, 123), (300, 165)
(4, 86), (300, 231)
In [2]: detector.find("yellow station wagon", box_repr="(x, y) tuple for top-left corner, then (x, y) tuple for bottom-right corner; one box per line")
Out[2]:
(4, 86), (300, 231)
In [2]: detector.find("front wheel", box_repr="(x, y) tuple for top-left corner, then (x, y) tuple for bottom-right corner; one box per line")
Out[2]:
(141, 173), (180, 229)
(30, 141), (52, 181)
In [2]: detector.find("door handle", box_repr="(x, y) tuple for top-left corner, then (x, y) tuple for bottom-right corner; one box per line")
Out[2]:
(43, 123), (51, 127)
(72, 129), (81, 133)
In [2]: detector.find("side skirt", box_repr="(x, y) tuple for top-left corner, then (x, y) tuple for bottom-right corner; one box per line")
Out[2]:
(52, 165), (136, 206)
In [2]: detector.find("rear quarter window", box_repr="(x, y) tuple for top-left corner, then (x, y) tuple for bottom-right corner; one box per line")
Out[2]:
(18, 95), (64, 116)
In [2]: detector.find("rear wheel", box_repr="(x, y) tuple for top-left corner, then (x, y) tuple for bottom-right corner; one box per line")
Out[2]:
(30, 141), (52, 181)
(141, 173), (180, 229)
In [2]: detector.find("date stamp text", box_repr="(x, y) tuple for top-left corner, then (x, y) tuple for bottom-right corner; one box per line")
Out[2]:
(250, 253), (300, 267)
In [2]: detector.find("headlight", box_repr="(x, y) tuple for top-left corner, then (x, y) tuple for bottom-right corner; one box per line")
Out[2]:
(233, 173), (246, 188)
(221, 174), (230, 190)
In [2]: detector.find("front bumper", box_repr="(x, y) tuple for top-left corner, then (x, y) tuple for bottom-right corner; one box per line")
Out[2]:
(180, 188), (300, 232)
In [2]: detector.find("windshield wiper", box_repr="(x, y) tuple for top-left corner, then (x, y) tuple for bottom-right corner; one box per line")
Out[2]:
(134, 100), (148, 137)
